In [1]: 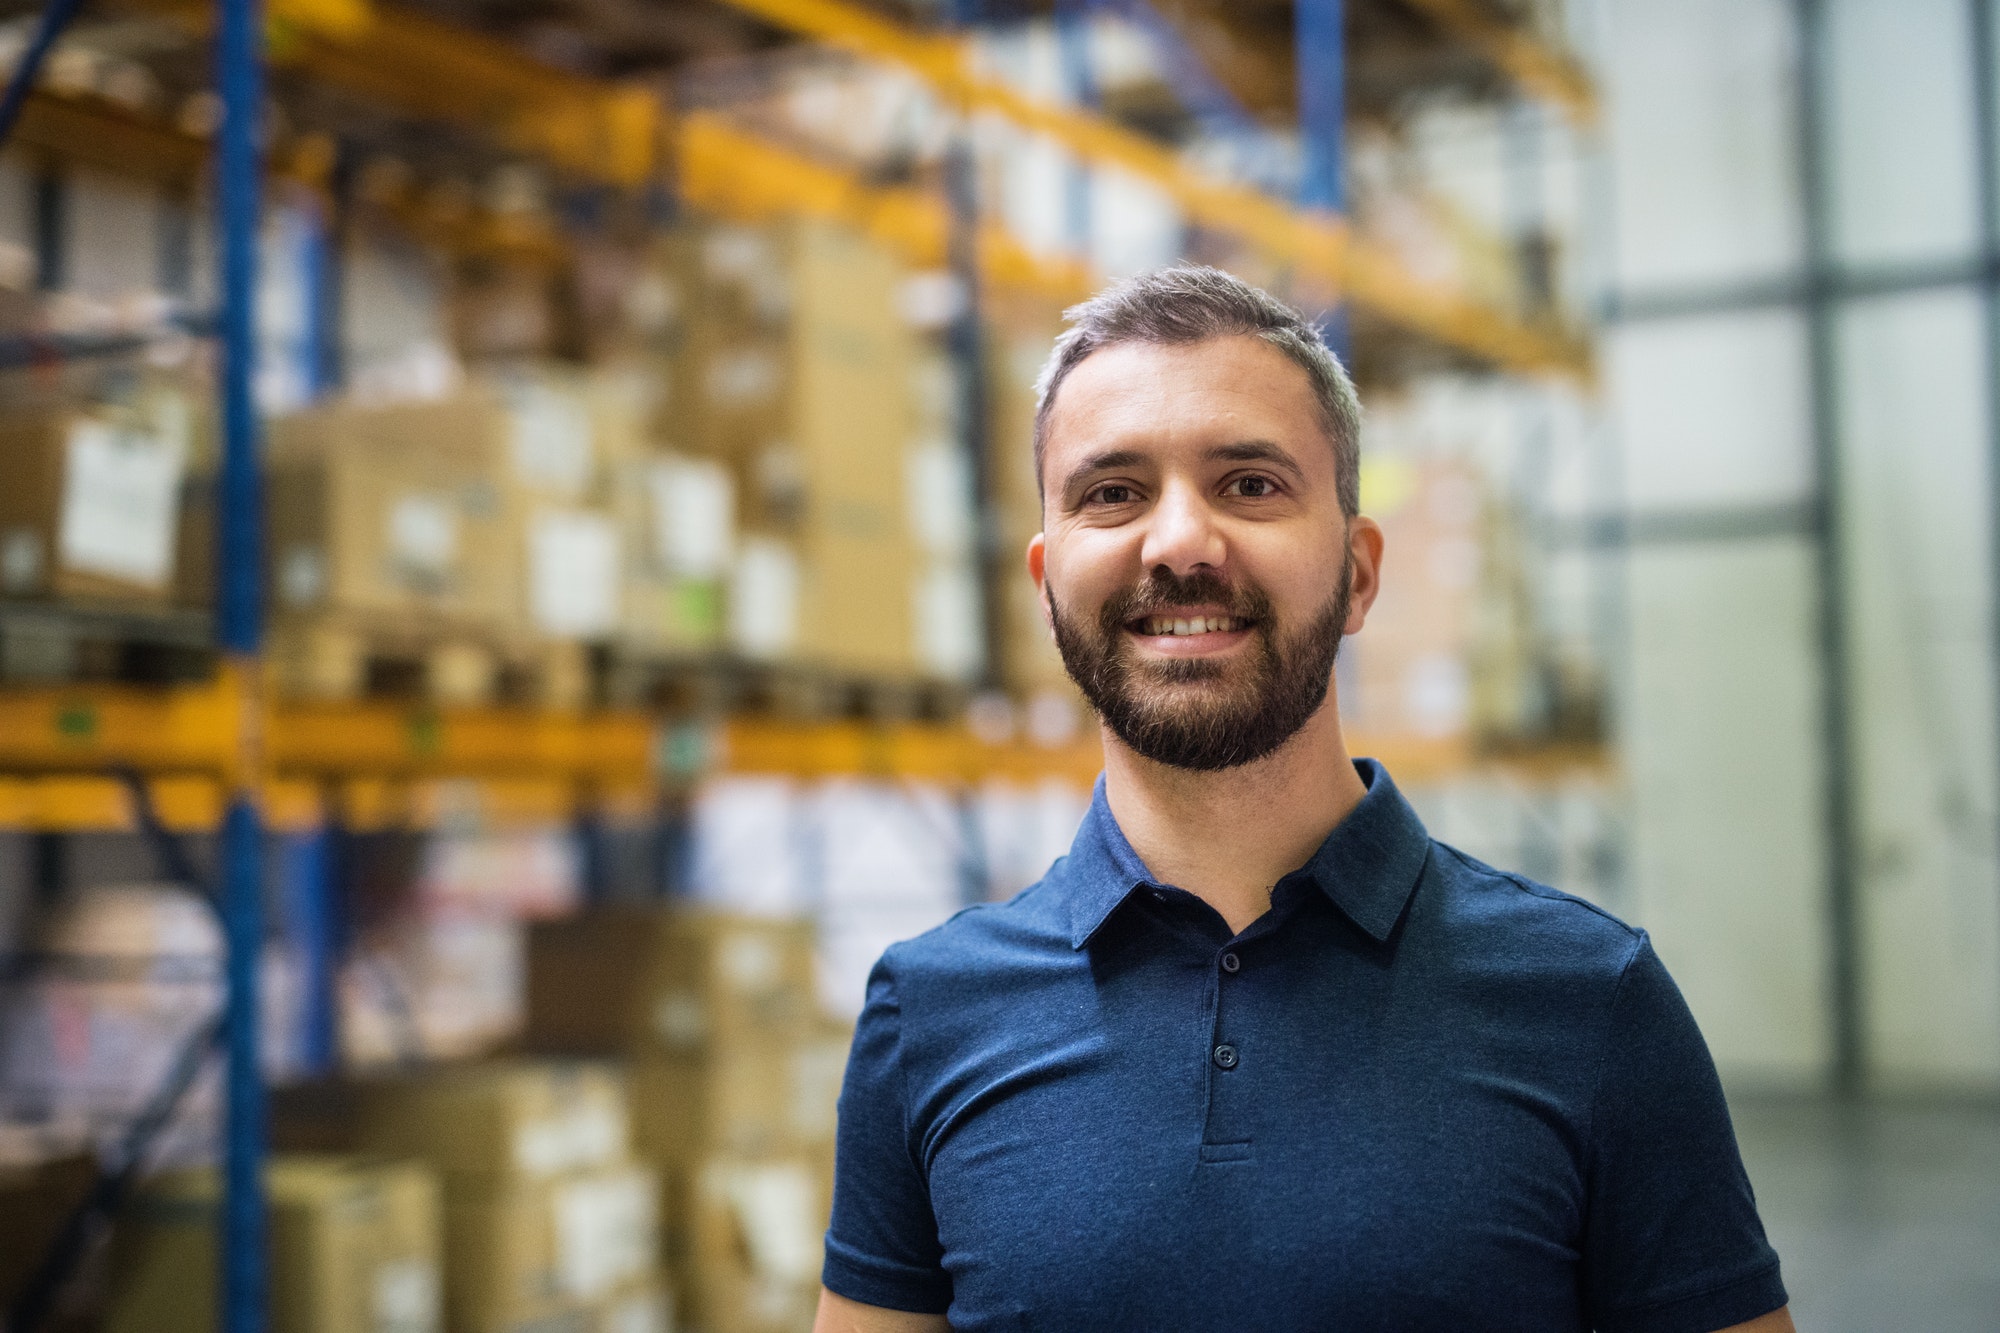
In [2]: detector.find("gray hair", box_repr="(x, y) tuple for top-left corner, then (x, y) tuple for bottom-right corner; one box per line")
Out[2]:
(1032, 265), (1362, 517)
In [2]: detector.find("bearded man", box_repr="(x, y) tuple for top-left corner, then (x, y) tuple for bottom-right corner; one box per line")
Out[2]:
(814, 267), (1793, 1333)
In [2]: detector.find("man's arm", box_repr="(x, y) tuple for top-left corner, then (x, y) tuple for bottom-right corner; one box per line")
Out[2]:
(814, 1288), (951, 1333)
(1717, 1308), (1795, 1333)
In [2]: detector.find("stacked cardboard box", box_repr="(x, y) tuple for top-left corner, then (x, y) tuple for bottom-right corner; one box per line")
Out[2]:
(264, 397), (519, 701)
(104, 1155), (443, 1333)
(0, 377), (206, 610)
(678, 216), (969, 682)
(338, 1061), (666, 1333)
(483, 365), (622, 707)
(984, 292), (1081, 704)
(526, 909), (847, 1333)
(1340, 456), (1489, 743)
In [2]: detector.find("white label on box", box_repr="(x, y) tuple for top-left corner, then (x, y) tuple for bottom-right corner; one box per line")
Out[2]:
(650, 991), (708, 1049)
(59, 419), (184, 586)
(529, 509), (619, 638)
(704, 349), (781, 407)
(718, 1162), (820, 1284)
(553, 1169), (656, 1299)
(646, 456), (734, 578)
(904, 442), (973, 558)
(914, 562), (983, 680)
(513, 1102), (629, 1177)
(387, 494), (458, 580)
(728, 538), (798, 659)
(601, 1289), (671, 1333)
(506, 379), (595, 495)
(372, 1258), (440, 1333)
(790, 1039), (847, 1141)
(717, 932), (781, 996)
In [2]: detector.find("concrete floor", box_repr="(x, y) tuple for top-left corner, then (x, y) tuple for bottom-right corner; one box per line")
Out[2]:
(1730, 1095), (2000, 1332)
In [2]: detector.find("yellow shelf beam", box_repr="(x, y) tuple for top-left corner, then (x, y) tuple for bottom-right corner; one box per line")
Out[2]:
(679, 111), (1093, 304)
(130, 0), (663, 187)
(0, 774), (642, 833)
(1398, 0), (1598, 125)
(704, 0), (1590, 377)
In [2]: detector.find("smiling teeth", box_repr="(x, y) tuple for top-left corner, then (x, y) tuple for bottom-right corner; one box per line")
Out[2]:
(1142, 616), (1244, 635)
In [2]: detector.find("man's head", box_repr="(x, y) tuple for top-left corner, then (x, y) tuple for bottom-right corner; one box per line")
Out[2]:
(1027, 266), (1381, 772)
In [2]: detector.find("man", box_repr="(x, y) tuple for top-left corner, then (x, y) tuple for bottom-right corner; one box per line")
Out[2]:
(816, 267), (1792, 1332)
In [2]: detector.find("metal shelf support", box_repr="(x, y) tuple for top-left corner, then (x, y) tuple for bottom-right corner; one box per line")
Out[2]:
(217, 0), (271, 1319)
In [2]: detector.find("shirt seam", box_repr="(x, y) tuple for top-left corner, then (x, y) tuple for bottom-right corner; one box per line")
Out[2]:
(879, 952), (929, 1184)
(1579, 927), (1650, 1167)
(1433, 841), (1640, 937)
(1598, 1256), (1784, 1318)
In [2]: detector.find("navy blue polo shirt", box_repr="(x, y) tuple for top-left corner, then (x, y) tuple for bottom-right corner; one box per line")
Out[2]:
(823, 760), (1786, 1332)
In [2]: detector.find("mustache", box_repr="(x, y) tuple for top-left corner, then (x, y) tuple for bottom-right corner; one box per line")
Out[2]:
(1099, 569), (1271, 629)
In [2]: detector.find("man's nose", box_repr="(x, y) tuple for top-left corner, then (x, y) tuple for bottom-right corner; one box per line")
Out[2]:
(1138, 480), (1226, 577)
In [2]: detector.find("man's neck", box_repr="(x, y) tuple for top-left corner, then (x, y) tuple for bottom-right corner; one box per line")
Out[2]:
(1099, 695), (1368, 935)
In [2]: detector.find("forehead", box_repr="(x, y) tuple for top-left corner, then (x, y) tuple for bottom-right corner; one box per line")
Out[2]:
(1042, 335), (1327, 472)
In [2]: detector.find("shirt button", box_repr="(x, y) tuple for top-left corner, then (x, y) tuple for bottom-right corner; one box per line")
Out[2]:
(1220, 951), (1241, 974)
(1212, 1043), (1239, 1070)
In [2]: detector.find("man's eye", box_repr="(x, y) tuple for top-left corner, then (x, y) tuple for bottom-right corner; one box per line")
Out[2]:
(1228, 475), (1275, 498)
(1092, 484), (1134, 505)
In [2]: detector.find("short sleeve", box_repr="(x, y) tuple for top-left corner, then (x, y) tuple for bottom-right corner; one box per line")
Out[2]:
(821, 951), (952, 1314)
(1581, 936), (1788, 1333)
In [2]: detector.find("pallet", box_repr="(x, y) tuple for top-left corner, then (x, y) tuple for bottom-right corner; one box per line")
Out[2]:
(0, 598), (213, 685)
(268, 615), (595, 710)
(605, 649), (970, 723)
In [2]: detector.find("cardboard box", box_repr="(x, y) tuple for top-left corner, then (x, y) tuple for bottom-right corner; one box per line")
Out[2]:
(591, 1281), (675, 1333)
(1340, 457), (1486, 742)
(351, 1061), (631, 1181)
(674, 216), (928, 677)
(266, 398), (516, 631)
(0, 404), (193, 604)
(104, 1155), (442, 1333)
(787, 222), (919, 677)
(444, 1164), (658, 1333)
(984, 297), (1073, 698)
(526, 910), (818, 1060)
(677, 1155), (826, 1333)
(614, 452), (731, 654)
(0, 1147), (96, 1317)
(627, 1023), (846, 1169)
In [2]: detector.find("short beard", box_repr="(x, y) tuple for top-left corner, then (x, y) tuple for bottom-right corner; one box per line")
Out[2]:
(1048, 555), (1351, 772)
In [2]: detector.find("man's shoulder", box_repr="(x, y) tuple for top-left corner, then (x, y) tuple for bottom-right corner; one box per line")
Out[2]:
(1420, 839), (1648, 980)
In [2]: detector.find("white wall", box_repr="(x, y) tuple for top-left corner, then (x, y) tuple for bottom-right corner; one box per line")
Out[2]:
(1603, 0), (2000, 1091)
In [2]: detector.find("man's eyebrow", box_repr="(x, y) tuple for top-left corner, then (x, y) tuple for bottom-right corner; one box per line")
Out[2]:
(1059, 448), (1149, 496)
(1207, 440), (1308, 484)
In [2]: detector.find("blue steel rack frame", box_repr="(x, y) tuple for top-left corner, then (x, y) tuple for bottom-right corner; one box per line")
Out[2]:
(215, 0), (271, 1320)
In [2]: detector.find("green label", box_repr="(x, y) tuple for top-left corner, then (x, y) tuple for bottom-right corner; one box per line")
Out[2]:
(55, 702), (97, 742)
(407, 708), (442, 757)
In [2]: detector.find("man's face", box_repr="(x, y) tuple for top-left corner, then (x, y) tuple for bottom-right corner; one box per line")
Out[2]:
(1028, 335), (1381, 771)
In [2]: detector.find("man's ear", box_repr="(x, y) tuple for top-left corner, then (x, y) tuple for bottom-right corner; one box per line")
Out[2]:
(1342, 515), (1386, 636)
(1027, 533), (1053, 633)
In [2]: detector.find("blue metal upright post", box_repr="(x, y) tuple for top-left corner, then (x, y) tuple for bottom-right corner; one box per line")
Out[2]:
(1295, 0), (1344, 213)
(1295, 0), (1348, 351)
(216, 0), (270, 1320)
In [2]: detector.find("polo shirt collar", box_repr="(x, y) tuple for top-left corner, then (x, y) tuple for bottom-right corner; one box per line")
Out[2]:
(1063, 758), (1431, 949)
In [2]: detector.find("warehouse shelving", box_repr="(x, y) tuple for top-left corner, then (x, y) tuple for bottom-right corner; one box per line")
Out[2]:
(704, 0), (1592, 376)
(0, 0), (1606, 1327)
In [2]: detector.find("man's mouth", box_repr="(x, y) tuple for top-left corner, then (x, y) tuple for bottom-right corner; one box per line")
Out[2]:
(1128, 614), (1251, 637)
